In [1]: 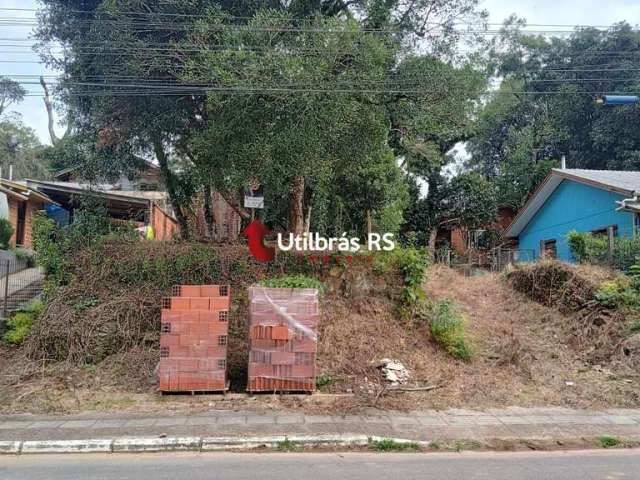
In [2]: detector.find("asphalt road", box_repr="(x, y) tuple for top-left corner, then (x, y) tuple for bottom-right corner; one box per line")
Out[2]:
(1, 450), (639, 479)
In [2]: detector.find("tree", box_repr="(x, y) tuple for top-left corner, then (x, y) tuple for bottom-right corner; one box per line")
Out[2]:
(0, 118), (51, 180)
(468, 20), (640, 208)
(35, 0), (488, 238)
(0, 77), (26, 117)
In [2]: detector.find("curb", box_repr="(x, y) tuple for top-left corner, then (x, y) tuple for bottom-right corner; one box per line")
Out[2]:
(0, 435), (428, 455)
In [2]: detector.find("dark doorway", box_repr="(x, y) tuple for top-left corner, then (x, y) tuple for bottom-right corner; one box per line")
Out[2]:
(543, 239), (557, 259)
(15, 202), (26, 246)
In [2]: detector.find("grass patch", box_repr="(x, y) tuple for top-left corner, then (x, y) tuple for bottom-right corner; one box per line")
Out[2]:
(257, 274), (324, 291)
(597, 436), (621, 448)
(429, 299), (474, 360)
(3, 300), (44, 345)
(370, 438), (421, 452)
(276, 439), (300, 451)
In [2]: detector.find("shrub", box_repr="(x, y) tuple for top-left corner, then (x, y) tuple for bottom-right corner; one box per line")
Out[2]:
(429, 299), (474, 360)
(257, 274), (324, 291)
(370, 438), (421, 451)
(567, 230), (640, 271)
(375, 247), (429, 311)
(3, 300), (44, 345)
(597, 436), (621, 448)
(0, 218), (13, 249)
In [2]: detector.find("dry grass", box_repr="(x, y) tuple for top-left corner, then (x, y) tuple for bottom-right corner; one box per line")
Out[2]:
(1, 262), (639, 414)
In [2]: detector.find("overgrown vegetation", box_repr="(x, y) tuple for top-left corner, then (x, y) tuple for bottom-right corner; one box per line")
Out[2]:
(375, 247), (429, 313)
(506, 260), (638, 365)
(0, 218), (13, 249)
(428, 299), (474, 360)
(3, 301), (44, 345)
(568, 230), (640, 271)
(32, 204), (136, 295)
(257, 274), (324, 291)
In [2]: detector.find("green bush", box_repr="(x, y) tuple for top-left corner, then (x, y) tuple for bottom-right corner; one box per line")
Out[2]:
(257, 274), (324, 291)
(0, 218), (13, 249)
(567, 230), (640, 271)
(32, 202), (137, 295)
(375, 247), (429, 311)
(429, 299), (474, 360)
(3, 300), (44, 345)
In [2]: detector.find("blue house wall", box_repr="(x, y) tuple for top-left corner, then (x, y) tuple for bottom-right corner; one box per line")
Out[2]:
(519, 179), (635, 261)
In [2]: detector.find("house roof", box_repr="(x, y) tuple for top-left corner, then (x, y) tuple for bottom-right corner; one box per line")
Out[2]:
(505, 169), (640, 238)
(53, 158), (160, 180)
(0, 179), (57, 205)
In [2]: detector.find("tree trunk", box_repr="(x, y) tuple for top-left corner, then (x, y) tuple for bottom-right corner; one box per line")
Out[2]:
(40, 76), (60, 146)
(152, 136), (190, 240)
(203, 184), (216, 242)
(288, 175), (306, 235)
(218, 189), (251, 221)
(428, 226), (439, 260)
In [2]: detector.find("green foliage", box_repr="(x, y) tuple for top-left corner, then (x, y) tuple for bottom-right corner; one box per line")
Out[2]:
(32, 202), (137, 294)
(0, 76), (26, 116)
(0, 118), (50, 180)
(567, 230), (640, 272)
(315, 374), (333, 388)
(597, 436), (621, 448)
(257, 274), (324, 291)
(370, 438), (421, 451)
(429, 299), (474, 360)
(3, 300), (44, 345)
(276, 439), (300, 452)
(0, 218), (13, 249)
(375, 247), (429, 311)
(469, 23), (640, 208)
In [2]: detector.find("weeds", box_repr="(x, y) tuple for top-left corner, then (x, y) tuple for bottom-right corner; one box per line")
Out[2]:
(3, 300), (44, 345)
(370, 438), (421, 451)
(597, 436), (621, 448)
(257, 274), (324, 291)
(315, 374), (333, 388)
(429, 299), (474, 360)
(276, 439), (300, 451)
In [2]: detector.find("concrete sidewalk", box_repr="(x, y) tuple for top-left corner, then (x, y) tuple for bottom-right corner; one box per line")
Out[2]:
(1, 407), (640, 445)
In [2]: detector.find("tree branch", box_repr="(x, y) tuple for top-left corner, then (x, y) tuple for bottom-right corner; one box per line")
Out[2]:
(40, 76), (59, 146)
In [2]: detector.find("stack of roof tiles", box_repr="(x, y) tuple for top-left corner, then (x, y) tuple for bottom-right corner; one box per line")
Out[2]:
(159, 285), (230, 393)
(247, 287), (319, 392)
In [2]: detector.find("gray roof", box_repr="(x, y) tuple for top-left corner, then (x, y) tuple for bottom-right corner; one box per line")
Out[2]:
(557, 169), (640, 194)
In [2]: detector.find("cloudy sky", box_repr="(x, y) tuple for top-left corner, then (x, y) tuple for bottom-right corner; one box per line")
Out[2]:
(2, 0), (639, 144)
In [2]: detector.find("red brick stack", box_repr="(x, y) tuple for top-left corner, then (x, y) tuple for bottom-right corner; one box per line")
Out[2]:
(247, 287), (319, 392)
(159, 285), (230, 393)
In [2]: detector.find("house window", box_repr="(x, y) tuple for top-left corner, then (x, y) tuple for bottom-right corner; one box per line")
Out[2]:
(543, 239), (557, 259)
(592, 225), (617, 237)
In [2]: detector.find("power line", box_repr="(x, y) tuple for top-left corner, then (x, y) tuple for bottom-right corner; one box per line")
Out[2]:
(0, 6), (633, 31)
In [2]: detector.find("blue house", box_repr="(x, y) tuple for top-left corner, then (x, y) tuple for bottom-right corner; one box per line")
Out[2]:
(505, 169), (640, 262)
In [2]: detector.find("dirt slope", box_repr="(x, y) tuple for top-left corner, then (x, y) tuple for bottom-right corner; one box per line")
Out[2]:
(420, 265), (639, 409)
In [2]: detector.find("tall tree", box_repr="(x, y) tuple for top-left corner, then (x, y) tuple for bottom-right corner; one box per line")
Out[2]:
(468, 20), (640, 208)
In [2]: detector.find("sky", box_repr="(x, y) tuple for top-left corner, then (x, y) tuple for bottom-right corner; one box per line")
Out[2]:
(1, 0), (639, 144)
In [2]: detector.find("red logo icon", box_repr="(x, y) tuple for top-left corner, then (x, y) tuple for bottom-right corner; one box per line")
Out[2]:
(243, 219), (275, 262)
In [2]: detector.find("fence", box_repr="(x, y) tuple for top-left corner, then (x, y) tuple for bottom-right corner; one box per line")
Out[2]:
(0, 256), (44, 326)
(434, 247), (536, 272)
